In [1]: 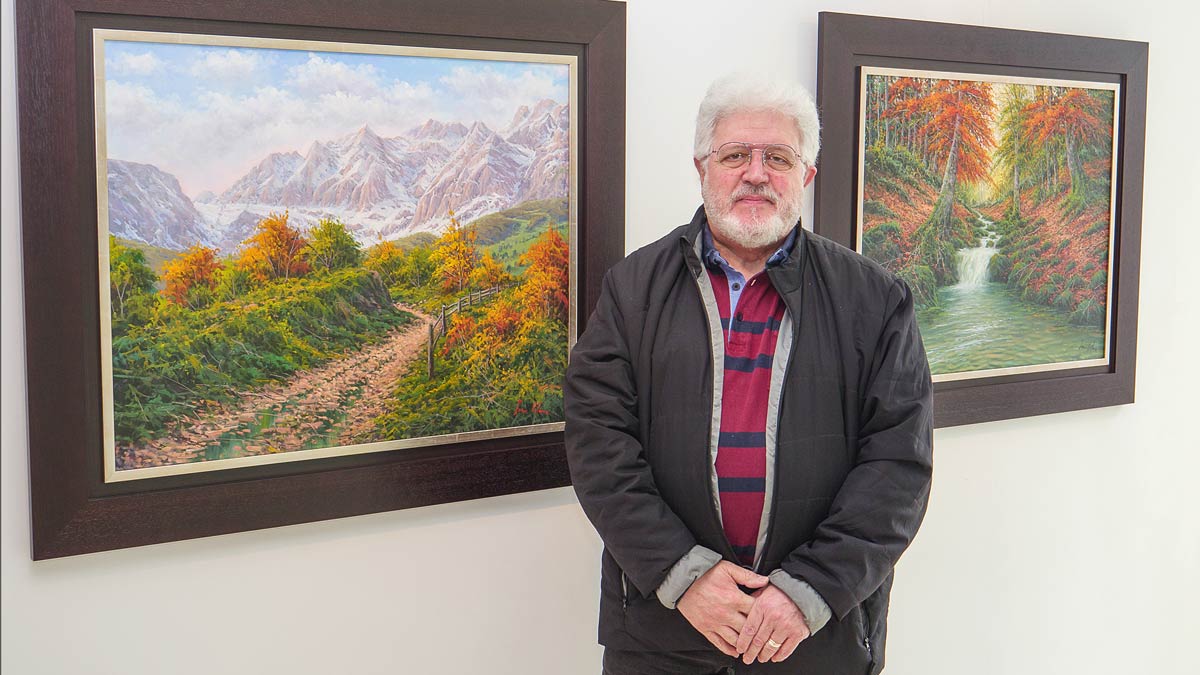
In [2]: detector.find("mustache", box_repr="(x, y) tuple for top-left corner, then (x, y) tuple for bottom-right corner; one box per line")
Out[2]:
(731, 184), (778, 203)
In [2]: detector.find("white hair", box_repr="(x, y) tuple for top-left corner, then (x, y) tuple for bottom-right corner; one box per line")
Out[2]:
(693, 73), (821, 167)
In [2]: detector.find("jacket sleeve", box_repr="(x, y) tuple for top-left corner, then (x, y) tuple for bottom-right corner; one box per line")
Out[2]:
(564, 269), (702, 598)
(777, 278), (934, 619)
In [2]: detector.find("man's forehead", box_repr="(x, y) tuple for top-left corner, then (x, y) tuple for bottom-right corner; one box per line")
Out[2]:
(712, 109), (801, 145)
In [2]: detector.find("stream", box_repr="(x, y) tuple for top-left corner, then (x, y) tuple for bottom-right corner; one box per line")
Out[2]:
(916, 214), (1105, 377)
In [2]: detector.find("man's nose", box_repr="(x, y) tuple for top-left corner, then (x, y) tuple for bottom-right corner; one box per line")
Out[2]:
(742, 151), (770, 184)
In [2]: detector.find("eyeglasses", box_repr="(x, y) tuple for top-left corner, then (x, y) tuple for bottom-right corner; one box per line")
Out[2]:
(706, 142), (803, 172)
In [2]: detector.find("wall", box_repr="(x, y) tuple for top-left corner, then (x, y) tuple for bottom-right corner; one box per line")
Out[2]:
(4, 0), (1197, 673)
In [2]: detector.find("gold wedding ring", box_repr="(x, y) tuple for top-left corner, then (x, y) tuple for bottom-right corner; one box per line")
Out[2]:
(766, 638), (782, 649)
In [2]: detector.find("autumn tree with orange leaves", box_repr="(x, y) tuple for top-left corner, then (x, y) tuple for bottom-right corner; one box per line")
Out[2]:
(893, 80), (996, 284)
(515, 228), (569, 323)
(161, 244), (223, 309)
(1023, 87), (1110, 202)
(237, 211), (311, 283)
(921, 80), (995, 231)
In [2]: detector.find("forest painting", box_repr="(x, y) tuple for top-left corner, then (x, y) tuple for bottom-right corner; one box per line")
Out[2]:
(95, 30), (575, 480)
(857, 67), (1118, 381)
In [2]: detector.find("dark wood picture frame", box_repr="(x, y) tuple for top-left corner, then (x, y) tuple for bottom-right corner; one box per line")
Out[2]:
(815, 12), (1146, 428)
(16, 0), (625, 559)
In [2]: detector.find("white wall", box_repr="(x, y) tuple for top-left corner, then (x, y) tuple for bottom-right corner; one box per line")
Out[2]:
(4, 0), (1198, 673)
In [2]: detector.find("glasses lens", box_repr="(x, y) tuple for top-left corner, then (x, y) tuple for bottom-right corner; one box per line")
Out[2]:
(763, 146), (797, 171)
(713, 143), (798, 171)
(716, 143), (751, 168)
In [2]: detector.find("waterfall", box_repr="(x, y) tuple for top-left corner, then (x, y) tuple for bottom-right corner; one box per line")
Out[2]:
(955, 215), (999, 288)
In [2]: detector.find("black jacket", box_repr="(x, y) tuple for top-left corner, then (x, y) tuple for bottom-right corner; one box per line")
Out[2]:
(564, 207), (933, 674)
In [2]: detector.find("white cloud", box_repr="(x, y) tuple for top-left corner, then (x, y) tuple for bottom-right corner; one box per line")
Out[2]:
(189, 49), (267, 81)
(104, 80), (179, 136)
(438, 65), (565, 127)
(287, 54), (383, 98)
(101, 60), (567, 196)
(109, 52), (164, 77)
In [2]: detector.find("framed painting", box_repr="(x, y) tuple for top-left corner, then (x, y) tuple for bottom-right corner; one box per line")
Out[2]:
(17, 0), (625, 559)
(815, 12), (1146, 427)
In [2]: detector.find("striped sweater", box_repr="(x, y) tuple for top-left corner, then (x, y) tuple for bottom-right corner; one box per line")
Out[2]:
(702, 230), (792, 566)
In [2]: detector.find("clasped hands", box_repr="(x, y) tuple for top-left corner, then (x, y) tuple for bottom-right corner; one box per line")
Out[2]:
(676, 561), (811, 664)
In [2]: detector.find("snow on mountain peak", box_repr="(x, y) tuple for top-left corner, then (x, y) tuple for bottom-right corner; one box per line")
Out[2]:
(141, 111), (572, 248)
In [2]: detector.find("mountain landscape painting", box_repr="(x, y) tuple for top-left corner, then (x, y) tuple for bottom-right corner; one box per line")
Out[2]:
(856, 67), (1118, 381)
(95, 30), (575, 479)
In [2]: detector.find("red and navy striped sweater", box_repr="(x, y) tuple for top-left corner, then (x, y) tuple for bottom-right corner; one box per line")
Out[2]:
(703, 230), (793, 567)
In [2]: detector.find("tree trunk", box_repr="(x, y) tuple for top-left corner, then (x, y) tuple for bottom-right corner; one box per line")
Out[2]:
(1011, 151), (1020, 219)
(1065, 132), (1085, 197)
(932, 116), (961, 235)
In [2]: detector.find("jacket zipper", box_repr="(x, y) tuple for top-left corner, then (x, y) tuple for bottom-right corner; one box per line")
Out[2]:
(860, 604), (873, 658)
(620, 571), (628, 610)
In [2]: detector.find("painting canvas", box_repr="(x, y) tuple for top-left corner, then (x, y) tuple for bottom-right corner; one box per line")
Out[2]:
(95, 30), (577, 481)
(856, 67), (1118, 382)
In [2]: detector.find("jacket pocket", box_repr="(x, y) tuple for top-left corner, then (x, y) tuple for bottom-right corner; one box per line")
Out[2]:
(859, 604), (875, 671)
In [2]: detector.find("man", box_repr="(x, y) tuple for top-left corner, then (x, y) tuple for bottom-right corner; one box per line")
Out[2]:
(564, 74), (933, 674)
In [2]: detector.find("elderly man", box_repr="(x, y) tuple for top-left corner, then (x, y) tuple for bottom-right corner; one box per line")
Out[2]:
(564, 74), (933, 674)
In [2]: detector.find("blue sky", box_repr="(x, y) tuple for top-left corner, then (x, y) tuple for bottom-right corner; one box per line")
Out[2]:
(101, 35), (571, 195)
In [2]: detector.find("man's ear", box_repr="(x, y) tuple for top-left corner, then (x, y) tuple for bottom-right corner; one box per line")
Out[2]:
(694, 157), (705, 181)
(803, 165), (817, 188)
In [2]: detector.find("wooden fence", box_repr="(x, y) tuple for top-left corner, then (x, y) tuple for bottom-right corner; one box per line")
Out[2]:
(427, 285), (504, 377)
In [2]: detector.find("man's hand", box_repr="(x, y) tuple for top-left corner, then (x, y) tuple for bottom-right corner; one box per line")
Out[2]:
(676, 561), (769, 657)
(736, 584), (811, 664)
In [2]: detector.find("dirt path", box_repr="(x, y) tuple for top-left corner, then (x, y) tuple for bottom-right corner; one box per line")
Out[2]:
(117, 304), (434, 469)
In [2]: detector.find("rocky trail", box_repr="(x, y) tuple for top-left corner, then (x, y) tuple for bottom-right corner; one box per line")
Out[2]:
(117, 304), (434, 469)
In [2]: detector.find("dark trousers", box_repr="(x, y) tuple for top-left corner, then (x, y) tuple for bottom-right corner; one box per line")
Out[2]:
(602, 647), (805, 674)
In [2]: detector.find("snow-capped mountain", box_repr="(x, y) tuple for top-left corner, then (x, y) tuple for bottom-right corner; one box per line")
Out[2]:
(108, 100), (569, 252)
(106, 159), (212, 250)
(196, 100), (568, 249)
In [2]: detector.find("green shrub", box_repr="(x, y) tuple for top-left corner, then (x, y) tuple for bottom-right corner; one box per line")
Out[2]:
(1070, 297), (1105, 326)
(863, 200), (898, 219)
(897, 263), (938, 308)
(112, 268), (410, 444)
(862, 222), (905, 270)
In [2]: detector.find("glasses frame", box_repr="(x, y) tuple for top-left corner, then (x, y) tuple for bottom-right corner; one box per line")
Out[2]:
(705, 141), (806, 173)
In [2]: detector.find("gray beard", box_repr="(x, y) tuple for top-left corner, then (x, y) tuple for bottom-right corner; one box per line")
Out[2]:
(701, 175), (803, 251)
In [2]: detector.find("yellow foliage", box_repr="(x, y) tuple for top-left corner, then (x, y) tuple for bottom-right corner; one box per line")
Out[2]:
(430, 214), (478, 292)
(237, 211), (311, 283)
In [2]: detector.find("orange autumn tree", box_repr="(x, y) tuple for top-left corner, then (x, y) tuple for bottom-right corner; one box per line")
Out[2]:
(515, 228), (569, 323)
(237, 211), (310, 283)
(900, 80), (996, 284)
(880, 76), (930, 154)
(1022, 87), (1109, 200)
(161, 244), (223, 309)
(921, 80), (995, 231)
